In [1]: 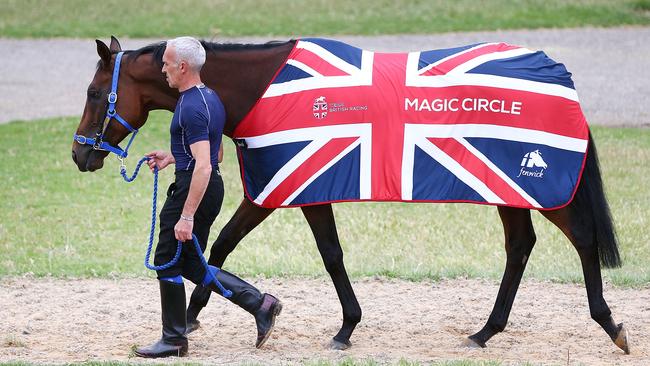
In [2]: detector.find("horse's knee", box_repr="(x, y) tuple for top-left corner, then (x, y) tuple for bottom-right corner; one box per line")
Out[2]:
(505, 233), (536, 264)
(218, 235), (239, 254)
(321, 245), (344, 274)
(207, 226), (242, 263)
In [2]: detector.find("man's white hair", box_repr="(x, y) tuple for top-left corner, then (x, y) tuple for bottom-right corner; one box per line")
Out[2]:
(167, 36), (206, 72)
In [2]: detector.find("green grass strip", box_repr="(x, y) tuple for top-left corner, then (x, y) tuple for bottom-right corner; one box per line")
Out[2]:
(0, 114), (648, 286)
(1, 0), (649, 38)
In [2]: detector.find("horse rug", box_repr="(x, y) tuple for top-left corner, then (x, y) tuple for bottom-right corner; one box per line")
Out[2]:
(233, 38), (589, 210)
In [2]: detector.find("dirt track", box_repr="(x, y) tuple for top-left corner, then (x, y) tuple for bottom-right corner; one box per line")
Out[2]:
(2, 277), (648, 365)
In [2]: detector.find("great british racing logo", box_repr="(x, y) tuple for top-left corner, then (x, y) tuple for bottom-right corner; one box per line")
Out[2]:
(312, 96), (368, 120)
(517, 149), (548, 178)
(313, 96), (328, 119)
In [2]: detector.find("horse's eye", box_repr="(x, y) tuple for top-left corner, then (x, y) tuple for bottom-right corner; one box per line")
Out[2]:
(87, 89), (101, 100)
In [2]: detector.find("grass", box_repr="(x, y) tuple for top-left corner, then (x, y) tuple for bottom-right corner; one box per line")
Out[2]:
(0, 0), (649, 38)
(0, 114), (648, 286)
(2, 335), (26, 348)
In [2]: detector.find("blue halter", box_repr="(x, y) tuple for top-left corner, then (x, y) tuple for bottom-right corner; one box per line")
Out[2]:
(73, 51), (139, 160)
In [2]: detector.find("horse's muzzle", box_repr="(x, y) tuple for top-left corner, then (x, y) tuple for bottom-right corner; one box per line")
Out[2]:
(72, 145), (105, 172)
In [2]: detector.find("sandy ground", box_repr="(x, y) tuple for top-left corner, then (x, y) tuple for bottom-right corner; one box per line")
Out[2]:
(0, 26), (649, 126)
(1, 277), (648, 365)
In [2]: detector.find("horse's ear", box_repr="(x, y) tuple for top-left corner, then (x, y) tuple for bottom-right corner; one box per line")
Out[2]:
(109, 35), (122, 52)
(96, 39), (111, 65)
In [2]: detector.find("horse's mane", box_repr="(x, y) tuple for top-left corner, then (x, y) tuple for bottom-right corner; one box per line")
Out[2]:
(127, 40), (296, 68)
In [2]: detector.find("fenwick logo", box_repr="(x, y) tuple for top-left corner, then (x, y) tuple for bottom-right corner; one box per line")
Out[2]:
(313, 96), (328, 119)
(517, 149), (547, 178)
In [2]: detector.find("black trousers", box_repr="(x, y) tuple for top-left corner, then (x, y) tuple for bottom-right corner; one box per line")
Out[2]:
(155, 169), (224, 284)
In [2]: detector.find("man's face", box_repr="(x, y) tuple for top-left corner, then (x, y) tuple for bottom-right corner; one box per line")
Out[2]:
(162, 45), (182, 89)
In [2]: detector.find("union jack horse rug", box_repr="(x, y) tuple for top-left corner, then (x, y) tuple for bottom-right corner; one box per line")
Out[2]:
(233, 38), (589, 209)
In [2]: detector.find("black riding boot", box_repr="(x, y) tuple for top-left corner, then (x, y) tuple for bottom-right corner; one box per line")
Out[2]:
(135, 280), (188, 358)
(208, 269), (283, 348)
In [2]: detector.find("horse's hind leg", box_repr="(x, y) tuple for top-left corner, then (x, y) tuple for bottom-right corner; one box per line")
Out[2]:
(302, 204), (361, 350)
(186, 199), (275, 331)
(467, 206), (536, 347)
(540, 207), (629, 354)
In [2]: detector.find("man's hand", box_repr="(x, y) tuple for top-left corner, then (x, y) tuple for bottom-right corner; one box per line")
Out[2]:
(174, 218), (193, 242)
(145, 150), (175, 172)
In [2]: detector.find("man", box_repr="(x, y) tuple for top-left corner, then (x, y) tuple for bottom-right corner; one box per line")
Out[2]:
(134, 36), (282, 358)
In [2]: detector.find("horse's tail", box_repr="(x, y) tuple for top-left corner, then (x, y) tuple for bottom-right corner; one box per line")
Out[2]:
(571, 131), (621, 268)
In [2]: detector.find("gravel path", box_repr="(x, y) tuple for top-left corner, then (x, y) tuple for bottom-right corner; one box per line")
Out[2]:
(1, 26), (648, 126)
(2, 277), (648, 365)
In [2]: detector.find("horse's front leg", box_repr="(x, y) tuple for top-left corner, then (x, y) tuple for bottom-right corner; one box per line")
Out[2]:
(302, 204), (361, 350)
(186, 198), (275, 331)
(467, 207), (536, 347)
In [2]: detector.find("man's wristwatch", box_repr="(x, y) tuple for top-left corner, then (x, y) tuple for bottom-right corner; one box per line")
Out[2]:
(180, 214), (194, 222)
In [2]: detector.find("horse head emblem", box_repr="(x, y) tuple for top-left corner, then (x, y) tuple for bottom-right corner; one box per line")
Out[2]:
(521, 149), (548, 169)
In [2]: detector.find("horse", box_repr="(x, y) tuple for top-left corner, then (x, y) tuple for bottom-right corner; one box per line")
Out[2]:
(72, 36), (629, 353)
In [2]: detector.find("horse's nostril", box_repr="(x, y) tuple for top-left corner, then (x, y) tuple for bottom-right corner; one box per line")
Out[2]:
(72, 150), (78, 164)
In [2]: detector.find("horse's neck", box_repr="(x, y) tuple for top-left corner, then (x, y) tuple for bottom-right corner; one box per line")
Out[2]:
(201, 42), (295, 137)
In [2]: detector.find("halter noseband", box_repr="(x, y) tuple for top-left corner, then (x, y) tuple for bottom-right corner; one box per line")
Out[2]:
(73, 51), (139, 160)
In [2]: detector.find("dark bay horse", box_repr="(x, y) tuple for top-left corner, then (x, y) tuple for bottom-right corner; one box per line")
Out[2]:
(72, 37), (629, 353)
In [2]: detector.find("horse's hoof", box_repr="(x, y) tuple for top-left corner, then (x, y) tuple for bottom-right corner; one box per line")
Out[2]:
(614, 323), (630, 354)
(186, 319), (201, 334)
(327, 338), (352, 350)
(462, 336), (486, 348)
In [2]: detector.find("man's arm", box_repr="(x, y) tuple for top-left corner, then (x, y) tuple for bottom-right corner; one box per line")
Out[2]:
(174, 140), (212, 241)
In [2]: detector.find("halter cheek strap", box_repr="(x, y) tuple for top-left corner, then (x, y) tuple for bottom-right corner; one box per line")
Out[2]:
(73, 51), (139, 159)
